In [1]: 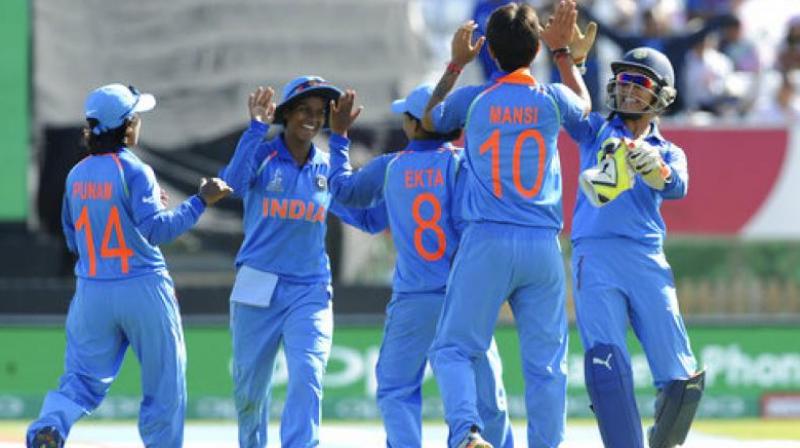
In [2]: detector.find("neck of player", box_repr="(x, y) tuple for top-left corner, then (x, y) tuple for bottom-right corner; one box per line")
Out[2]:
(284, 133), (312, 166)
(623, 114), (654, 140)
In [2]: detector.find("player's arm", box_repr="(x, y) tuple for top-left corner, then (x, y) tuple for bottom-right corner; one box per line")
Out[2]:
(449, 153), (469, 239)
(330, 199), (389, 235)
(60, 194), (77, 254)
(422, 20), (485, 133)
(540, 0), (591, 114)
(220, 87), (276, 195)
(132, 165), (231, 246)
(625, 141), (688, 197)
(659, 143), (688, 199)
(327, 89), (391, 208)
(328, 139), (393, 208)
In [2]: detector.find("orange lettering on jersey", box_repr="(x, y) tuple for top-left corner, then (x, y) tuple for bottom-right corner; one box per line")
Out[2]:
(270, 199), (288, 218)
(263, 197), (326, 223)
(490, 106), (503, 124)
(404, 169), (445, 189)
(305, 202), (316, 221)
(502, 108), (512, 124)
(289, 200), (305, 219)
(488, 106), (539, 125)
(313, 205), (326, 222)
(72, 181), (113, 200)
(434, 169), (444, 187)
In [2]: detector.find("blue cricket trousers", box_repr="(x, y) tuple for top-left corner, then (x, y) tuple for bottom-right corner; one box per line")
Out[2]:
(27, 271), (186, 447)
(376, 291), (513, 448)
(571, 238), (697, 388)
(430, 222), (568, 448)
(230, 279), (332, 448)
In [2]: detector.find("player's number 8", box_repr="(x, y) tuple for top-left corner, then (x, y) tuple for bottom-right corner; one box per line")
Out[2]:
(479, 129), (546, 198)
(75, 205), (134, 276)
(411, 192), (446, 262)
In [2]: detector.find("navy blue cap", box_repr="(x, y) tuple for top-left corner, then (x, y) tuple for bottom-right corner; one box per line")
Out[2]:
(273, 76), (343, 125)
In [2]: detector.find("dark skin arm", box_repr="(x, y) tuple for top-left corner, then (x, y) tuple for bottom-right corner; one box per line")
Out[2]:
(421, 20), (484, 133)
(540, 0), (591, 114)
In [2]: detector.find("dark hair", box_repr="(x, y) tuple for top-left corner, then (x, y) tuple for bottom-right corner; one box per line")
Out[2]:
(83, 118), (128, 154)
(486, 3), (541, 72)
(404, 112), (461, 142)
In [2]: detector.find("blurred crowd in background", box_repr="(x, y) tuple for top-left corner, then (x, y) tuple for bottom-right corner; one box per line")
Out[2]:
(418, 0), (800, 124)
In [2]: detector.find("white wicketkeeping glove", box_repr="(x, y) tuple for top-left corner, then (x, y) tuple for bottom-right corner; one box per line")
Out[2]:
(626, 140), (672, 190)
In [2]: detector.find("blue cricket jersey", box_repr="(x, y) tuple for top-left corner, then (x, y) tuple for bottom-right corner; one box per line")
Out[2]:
(430, 68), (586, 229)
(564, 113), (689, 247)
(329, 135), (465, 294)
(61, 148), (206, 280)
(221, 121), (388, 284)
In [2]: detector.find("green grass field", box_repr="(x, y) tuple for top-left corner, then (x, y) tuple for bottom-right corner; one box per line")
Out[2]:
(4, 418), (800, 442)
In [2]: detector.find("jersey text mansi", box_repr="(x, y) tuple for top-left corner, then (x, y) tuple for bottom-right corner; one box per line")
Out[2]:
(72, 181), (113, 201)
(489, 106), (539, 125)
(404, 169), (445, 189)
(262, 198), (326, 223)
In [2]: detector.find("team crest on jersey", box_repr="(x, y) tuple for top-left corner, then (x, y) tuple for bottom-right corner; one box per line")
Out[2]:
(267, 169), (284, 192)
(315, 175), (327, 191)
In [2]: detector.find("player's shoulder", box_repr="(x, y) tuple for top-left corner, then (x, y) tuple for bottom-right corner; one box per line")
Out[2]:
(116, 149), (153, 177)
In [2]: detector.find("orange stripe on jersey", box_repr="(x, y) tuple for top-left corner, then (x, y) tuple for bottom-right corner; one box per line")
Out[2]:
(110, 153), (130, 198)
(496, 68), (537, 85)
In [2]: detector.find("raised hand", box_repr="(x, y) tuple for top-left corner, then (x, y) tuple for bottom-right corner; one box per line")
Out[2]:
(570, 21), (597, 63)
(329, 89), (363, 137)
(540, 0), (577, 51)
(198, 177), (234, 206)
(248, 86), (276, 124)
(451, 20), (485, 68)
(159, 187), (169, 208)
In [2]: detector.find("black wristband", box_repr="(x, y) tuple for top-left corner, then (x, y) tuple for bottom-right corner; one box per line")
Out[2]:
(197, 194), (207, 207)
(551, 47), (572, 60)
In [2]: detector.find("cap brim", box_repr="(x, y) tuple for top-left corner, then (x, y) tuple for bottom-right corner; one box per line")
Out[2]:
(390, 99), (407, 115)
(274, 86), (342, 124)
(133, 93), (156, 113)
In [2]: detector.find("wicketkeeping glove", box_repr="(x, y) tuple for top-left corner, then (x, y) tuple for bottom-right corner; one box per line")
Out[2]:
(579, 137), (635, 207)
(626, 140), (672, 190)
(570, 22), (597, 64)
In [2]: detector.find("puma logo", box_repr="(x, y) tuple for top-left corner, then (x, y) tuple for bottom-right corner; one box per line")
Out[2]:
(592, 353), (613, 371)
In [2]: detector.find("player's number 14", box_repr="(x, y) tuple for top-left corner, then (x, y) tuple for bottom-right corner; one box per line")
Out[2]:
(75, 205), (133, 276)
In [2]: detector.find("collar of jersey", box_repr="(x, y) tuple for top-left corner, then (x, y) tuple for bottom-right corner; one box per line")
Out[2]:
(406, 139), (450, 152)
(609, 115), (666, 144)
(491, 68), (537, 85)
(275, 133), (325, 165)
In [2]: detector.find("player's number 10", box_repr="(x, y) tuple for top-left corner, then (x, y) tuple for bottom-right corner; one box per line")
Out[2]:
(74, 205), (133, 276)
(479, 128), (546, 198)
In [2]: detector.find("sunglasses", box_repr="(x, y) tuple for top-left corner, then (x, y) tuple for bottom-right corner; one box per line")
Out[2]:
(616, 72), (655, 89)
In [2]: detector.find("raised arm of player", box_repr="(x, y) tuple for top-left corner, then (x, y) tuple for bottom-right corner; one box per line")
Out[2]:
(540, 0), (591, 115)
(422, 20), (485, 133)
(328, 134), (393, 208)
(220, 87), (276, 194)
